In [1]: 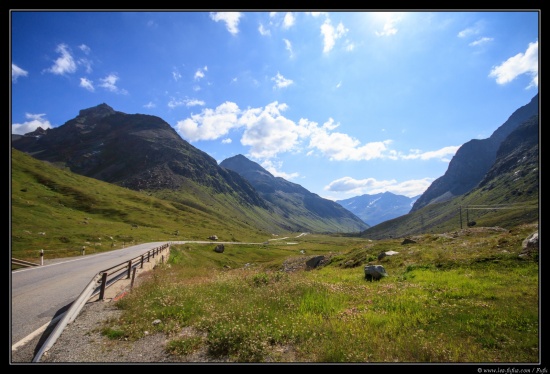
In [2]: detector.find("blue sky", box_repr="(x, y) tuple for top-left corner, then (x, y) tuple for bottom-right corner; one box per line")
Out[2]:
(11, 10), (539, 201)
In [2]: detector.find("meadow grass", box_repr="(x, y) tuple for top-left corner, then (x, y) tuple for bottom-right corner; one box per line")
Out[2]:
(108, 226), (539, 363)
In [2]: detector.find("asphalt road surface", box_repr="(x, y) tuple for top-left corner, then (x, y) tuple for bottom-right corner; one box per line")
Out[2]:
(11, 239), (272, 354)
(11, 242), (169, 350)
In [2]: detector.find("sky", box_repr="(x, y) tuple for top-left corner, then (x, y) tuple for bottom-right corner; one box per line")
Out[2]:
(10, 10), (539, 201)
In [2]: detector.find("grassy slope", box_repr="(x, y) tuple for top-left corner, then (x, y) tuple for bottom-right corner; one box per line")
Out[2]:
(11, 148), (281, 263)
(110, 225), (539, 362)
(361, 160), (539, 240)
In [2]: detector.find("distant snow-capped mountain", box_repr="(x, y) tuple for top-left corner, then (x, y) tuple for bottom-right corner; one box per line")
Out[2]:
(336, 192), (420, 227)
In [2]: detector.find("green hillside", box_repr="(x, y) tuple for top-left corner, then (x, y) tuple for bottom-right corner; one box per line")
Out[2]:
(11, 148), (284, 264)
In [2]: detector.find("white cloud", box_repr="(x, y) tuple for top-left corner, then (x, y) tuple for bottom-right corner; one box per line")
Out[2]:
(239, 102), (302, 159)
(144, 102), (156, 109)
(320, 19), (348, 53)
(99, 74), (128, 94)
(11, 113), (53, 135)
(258, 23), (270, 36)
(307, 12), (327, 18)
(79, 77), (94, 91)
(469, 37), (493, 46)
(324, 176), (434, 198)
(194, 66), (207, 80)
(45, 43), (76, 75)
(78, 44), (91, 54)
(373, 13), (401, 37)
(78, 58), (93, 74)
(271, 72), (294, 89)
(283, 12), (295, 29)
(12, 63), (28, 82)
(457, 26), (479, 38)
(168, 98), (205, 108)
(175, 101), (240, 142)
(222, 138), (232, 144)
(261, 159), (299, 180)
(172, 68), (182, 81)
(210, 12), (242, 35)
(283, 39), (293, 58)
(175, 100), (460, 166)
(399, 146), (459, 161)
(489, 41), (538, 89)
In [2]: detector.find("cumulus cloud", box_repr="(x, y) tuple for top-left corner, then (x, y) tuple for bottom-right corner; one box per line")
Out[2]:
(271, 72), (294, 89)
(175, 101), (240, 142)
(324, 176), (434, 198)
(174, 100), (460, 167)
(283, 12), (295, 29)
(45, 43), (77, 75)
(144, 102), (156, 109)
(221, 138), (232, 144)
(98, 74), (128, 94)
(210, 12), (242, 35)
(239, 102), (303, 159)
(12, 63), (28, 83)
(489, 41), (538, 89)
(79, 77), (94, 91)
(320, 19), (348, 53)
(11, 113), (53, 135)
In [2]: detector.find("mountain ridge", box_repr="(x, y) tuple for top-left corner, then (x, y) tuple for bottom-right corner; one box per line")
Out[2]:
(336, 192), (419, 227)
(411, 94), (539, 212)
(220, 154), (369, 233)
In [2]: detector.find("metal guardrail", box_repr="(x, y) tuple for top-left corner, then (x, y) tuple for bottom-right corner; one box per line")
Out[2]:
(12, 258), (40, 267)
(31, 243), (170, 363)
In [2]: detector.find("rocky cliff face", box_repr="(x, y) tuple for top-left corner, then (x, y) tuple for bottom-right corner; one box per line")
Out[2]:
(411, 94), (539, 212)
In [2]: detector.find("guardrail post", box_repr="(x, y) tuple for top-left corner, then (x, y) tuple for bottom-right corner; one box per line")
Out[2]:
(130, 267), (137, 289)
(161, 254), (164, 264)
(127, 260), (132, 279)
(99, 272), (108, 300)
(40, 249), (44, 266)
(141, 255), (144, 269)
(147, 251), (150, 262)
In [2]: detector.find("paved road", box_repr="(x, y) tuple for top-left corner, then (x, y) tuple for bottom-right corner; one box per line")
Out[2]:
(11, 242), (169, 349)
(11, 239), (276, 353)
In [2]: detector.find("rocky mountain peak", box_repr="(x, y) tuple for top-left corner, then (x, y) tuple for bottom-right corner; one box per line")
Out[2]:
(77, 103), (116, 121)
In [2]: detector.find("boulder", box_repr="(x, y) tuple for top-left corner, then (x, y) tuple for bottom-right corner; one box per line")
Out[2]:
(364, 265), (388, 281)
(213, 244), (225, 253)
(519, 232), (538, 260)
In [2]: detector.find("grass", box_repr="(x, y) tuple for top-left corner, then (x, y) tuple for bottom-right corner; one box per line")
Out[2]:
(106, 225), (539, 363)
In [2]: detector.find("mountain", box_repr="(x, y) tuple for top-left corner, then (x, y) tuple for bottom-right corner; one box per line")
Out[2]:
(12, 103), (366, 234)
(11, 104), (265, 207)
(219, 154), (370, 233)
(360, 112), (539, 239)
(410, 94), (539, 212)
(336, 192), (420, 227)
